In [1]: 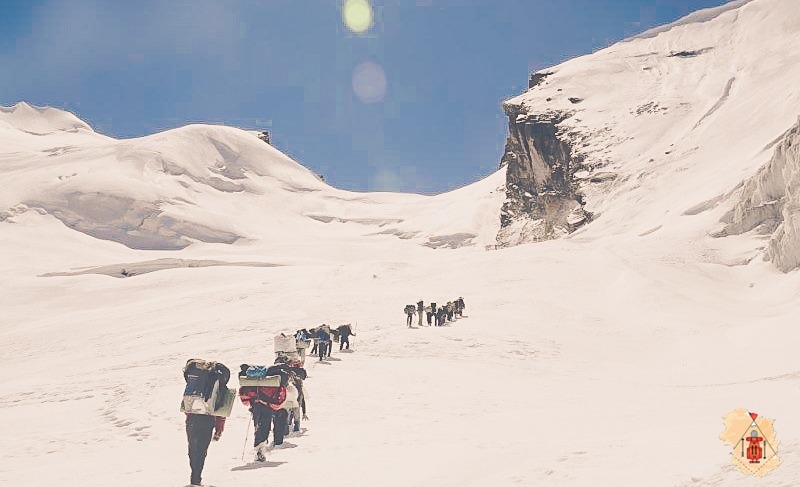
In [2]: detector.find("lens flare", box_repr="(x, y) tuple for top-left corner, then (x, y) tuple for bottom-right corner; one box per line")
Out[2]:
(352, 61), (387, 103)
(343, 0), (373, 33)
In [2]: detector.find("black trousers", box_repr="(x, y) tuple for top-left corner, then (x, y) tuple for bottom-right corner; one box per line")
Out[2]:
(252, 402), (275, 447)
(186, 414), (214, 485)
(252, 402), (288, 447)
(340, 336), (350, 350)
(318, 341), (328, 360)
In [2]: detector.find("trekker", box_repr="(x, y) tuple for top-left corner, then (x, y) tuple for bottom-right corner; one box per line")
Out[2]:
(446, 301), (454, 321)
(281, 377), (300, 437)
(404, 304), (416, 327)
(417, 300), (424, 327)
(317, 325), (331, 361)
(436, 306), (447, 326)
(182, 360), (230, 487)
(456, 297), (465, 317)
(430, 302), (438, 326)
(337, 323), (356, 350)
(239, 365), (288, 461)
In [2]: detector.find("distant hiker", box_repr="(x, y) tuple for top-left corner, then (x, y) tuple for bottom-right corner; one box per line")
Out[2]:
(430, 302), (438, 326)
(456, 297), (465, 317)
(446, 301), (454, 321)
(317, 325), (331, 361)
(295, 329), (311, 364)
(436, 306), (447, 326)
(417, 300), (424, 327)
(425, 305), (433, 325)
(182, 359), (231, 487)
(337, 323), (356, 350)
(404, 304), (416, 327)
(239, 365), (288, 461)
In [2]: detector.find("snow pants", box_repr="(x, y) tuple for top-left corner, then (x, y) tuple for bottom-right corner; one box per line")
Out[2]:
(252, 403), (289, 447)
(186, 414), (215, 485)
(318, 340), (328, 361)
(340, 335), (350, 350)
(406, 313), (413, 326)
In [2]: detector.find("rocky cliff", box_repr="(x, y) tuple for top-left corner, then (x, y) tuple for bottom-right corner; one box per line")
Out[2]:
(496, 86), (589, 248)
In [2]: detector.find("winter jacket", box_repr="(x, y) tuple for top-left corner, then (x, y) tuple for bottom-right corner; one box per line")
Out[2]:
(239, 385), (287, 411)
(317, 329), (331, 342)
(337, 325), (355, 339)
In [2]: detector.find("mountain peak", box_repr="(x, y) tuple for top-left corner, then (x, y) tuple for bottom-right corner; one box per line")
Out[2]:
(0, 102), (94, 135)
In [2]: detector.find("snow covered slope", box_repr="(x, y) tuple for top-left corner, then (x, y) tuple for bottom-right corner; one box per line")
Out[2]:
(3, 1), (800, 486)
(0, 102), (504, 252)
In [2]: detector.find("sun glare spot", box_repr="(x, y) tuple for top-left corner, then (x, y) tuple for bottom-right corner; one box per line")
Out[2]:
(343, 0), (373, 33)
(352, 61), (387, 103)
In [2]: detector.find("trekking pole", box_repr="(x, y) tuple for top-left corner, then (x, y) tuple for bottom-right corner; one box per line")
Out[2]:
(241, 412), (252, 462)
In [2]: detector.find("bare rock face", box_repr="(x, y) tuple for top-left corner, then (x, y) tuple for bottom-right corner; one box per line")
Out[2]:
(496, 101), (589, 247)
(719, 118), (800, 271)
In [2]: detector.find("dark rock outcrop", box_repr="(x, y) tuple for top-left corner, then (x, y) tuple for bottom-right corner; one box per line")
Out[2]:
(496, 103), (589, 247)
(528, 71), (553, 89)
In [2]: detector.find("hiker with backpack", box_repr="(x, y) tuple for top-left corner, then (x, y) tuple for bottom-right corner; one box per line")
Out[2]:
(277, 359), (308, 435)
(238, 364), (288, 461)
(430, 302), (438, 326)
(182, 359), (231, 487)
(286, 360), (309, 431)
(416, 301), (424, 327)
(456, 297), (465, 317)
(404, 304), (416, 327)
(316, 325), (331, 361)
(436, 305), (447, 326)
(280, 374), (301, 436)
(337, 323), (356, 350)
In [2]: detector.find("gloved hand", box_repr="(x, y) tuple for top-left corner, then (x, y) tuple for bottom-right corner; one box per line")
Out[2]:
(213, 431), (222, 441)
(302, 414), (309, 421)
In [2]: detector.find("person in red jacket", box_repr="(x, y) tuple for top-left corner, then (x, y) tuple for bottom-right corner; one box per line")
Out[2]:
(239, 381), (287, 461)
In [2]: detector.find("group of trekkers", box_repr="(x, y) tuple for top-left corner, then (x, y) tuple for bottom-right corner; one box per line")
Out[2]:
(404, 297), (466, 327)
(181, 323), (356, 486)
(300, 323), (357, 360)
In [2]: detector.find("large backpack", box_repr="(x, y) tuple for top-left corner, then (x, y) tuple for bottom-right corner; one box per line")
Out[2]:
(182, 359), (231, 415)
(238, 363), (284, 387)
(274, 333), (296, 353)
(404, 304), (415, 314)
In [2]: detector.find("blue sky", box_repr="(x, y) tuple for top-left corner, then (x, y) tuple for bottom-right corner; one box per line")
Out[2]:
(0, 0), (730, 194)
